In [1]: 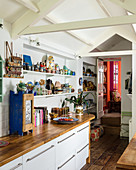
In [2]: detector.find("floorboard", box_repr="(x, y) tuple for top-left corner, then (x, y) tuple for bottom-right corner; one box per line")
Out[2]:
(81, 135), (128, 170)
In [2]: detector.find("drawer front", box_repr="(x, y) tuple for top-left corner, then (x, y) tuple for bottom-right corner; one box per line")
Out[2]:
(76, 122), (89, 149)
(23, 139), (56, 170)
(1, 157), (23, 170)
(76, 144), (89, 170)
(57, 154), (76, 170)
(56, 129), (76, 166)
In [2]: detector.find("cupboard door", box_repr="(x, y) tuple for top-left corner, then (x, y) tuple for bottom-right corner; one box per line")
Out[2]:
(23, 140), (56, 170)
(1, 157), (23, 170)
(76, 144), (89, 170)
(57, 154), (76, 170)
(76, 122), (89, 150)
(56, 129), (76, 167)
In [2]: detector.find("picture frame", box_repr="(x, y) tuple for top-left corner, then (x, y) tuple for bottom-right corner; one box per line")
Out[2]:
(23, 94), (34, 132)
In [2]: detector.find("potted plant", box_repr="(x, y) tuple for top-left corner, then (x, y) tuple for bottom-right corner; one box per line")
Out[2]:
(63, 91), (94, 115)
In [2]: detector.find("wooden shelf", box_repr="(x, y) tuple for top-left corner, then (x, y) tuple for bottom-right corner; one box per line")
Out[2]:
(34, 92), (77, 98)
(23, 70), (76, 78)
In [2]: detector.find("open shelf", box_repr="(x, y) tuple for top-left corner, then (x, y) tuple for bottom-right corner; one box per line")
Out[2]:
(23, 43), (75, 60)
(34, 92), (77, 98)
(83, 76), (96, 79)
(23, 70), (76, 78)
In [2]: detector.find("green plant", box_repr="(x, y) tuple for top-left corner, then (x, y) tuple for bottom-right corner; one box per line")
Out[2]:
(63, 91), (95, 109)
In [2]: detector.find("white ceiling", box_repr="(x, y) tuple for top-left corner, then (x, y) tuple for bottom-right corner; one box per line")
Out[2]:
(0, 0), (135, 55)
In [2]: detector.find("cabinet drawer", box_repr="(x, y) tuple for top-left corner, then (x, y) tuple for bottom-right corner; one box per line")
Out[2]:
(23, 139), (56, 170)
(76, 122), (89, 149)
(57, 154), (76, 170)
(76, 144), (89, 170)
(1, 157), (23, 170)
(56, 129), (76, 166)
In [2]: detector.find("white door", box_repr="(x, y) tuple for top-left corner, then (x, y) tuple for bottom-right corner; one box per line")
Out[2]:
(97, 59), (104, 119)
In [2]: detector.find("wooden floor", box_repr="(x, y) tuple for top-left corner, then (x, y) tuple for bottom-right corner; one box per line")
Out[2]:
(82, 135), (128, 170)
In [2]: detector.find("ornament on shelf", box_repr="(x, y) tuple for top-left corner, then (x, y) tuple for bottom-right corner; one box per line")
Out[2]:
(47, 56), (55, 71)
(17, 81), (27, 93)
(4, 41), (23, 78)
(39, 79), (47, 95)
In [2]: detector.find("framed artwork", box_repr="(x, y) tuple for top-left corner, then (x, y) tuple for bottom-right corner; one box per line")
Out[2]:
(23, 94), (34, 132)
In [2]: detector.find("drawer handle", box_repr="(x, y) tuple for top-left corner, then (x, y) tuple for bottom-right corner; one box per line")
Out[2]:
(77, 125), (89, 133)
(10, 163), (22, 170)
(26, 145), (54, 162)
(77, 143), (89, 154)
(58, 133), (75, 144)
(58, 155), (75, 169)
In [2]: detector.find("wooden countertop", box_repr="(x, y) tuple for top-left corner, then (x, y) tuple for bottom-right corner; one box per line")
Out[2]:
(117, 133), (136, 169)
(0, 114), (95, 167)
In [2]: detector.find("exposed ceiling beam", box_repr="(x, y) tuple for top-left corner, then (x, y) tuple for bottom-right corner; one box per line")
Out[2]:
(20, 14), (136, 35)
(81, 50), (133, 57)
(16, 0), (39, 13)
(109, 0), (136, 14)
(44, 16), (93, 46)
(12, 0), (63, 39)
(96, 0), (112, 17)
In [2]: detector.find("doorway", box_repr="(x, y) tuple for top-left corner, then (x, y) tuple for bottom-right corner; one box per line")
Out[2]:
(103, 60), (121, 114)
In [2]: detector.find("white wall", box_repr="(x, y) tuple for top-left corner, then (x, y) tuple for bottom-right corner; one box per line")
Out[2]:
(132, 43), (136, 138)
(120, 55), (132, 137)
(0, 23), (85, 137)
(0, 22), (24, 137)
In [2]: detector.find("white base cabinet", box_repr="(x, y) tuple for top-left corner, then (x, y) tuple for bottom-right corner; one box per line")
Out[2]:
(1, 122), (90, 170)
(23, 139), (56, 170)
(0, 157), (23, 170)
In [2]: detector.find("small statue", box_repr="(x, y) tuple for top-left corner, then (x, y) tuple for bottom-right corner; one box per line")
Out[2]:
(17, 81), (27, 93)
(47, 56), (55, 71)
(39, 79), (47, 95)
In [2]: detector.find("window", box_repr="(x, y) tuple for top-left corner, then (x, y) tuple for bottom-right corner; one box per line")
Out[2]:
(113, 61), (119, 90)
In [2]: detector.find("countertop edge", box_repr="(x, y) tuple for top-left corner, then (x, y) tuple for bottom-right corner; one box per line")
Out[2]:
(0, 116), (95, 167)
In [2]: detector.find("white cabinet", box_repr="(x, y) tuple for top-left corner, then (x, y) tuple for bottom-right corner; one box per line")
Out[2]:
(57, 154), (76, 170)
(1, 157), (23, 170)
(76, 122), (89, 149)
(1, 122), (90, 170)
(76, 144), (89, 170)
(76, 122), (89, 170)
(56, 129), (76, 168)
(23, 139), (56, 170)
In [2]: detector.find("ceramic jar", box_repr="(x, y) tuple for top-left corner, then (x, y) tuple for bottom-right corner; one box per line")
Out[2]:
(76, 105), (83, 115)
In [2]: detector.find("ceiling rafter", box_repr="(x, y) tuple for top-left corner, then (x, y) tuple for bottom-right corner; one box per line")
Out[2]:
(12, 0), (63, 39)
(81, 50), (133, 58)
(44, 16), (93, 47)
(16, 0), (39, 13)
(109, 0), (136, 14)
(96, 0), (112, 17)
(19, 14), (136, 35)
